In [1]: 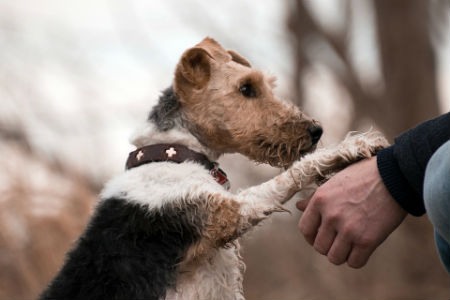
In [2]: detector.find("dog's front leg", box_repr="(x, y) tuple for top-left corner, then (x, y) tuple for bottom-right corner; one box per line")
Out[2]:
(236, 131), (389, 209)
(235, 165), (313, 210)
(200, 192), (287, 246)
(184, 192), (276, 261)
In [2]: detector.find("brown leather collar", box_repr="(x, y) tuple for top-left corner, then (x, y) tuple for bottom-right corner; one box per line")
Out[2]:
(125, 144), (230, 189)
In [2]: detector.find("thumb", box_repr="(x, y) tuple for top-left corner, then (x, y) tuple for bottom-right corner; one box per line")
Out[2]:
(296, 197), (311, 212)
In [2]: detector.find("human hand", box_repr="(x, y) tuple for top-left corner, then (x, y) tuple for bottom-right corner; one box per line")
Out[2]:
(296, 156), (407, 268)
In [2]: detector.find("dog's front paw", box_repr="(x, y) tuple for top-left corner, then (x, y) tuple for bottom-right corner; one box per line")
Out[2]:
(288, 131), (389, 188)
(339, 131), (389, 160)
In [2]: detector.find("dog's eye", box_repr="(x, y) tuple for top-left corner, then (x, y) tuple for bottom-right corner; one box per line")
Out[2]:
(239, 83), (257, 98)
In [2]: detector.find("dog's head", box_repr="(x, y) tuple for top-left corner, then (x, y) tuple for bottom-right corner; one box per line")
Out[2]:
(173, 37), (322, 167)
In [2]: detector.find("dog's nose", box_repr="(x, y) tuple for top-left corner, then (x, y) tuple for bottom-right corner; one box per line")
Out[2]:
(308, 125), (323, 145)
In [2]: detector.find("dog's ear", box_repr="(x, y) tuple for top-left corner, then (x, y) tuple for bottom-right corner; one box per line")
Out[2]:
(228, 50), (251, 67)
(175, 47), (213, 91)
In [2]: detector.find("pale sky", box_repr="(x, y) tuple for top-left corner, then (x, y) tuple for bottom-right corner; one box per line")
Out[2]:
(0, 0), (292, 180)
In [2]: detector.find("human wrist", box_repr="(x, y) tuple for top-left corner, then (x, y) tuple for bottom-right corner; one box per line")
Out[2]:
(376, 147), (425, 216)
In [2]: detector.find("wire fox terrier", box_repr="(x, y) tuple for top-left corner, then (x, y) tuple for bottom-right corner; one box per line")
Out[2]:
(40, 38), (388, 300)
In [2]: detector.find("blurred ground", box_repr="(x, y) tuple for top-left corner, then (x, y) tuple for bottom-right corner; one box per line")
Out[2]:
(0, 144), (95, 299)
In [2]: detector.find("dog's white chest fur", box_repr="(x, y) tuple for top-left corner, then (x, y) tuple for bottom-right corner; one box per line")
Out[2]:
(102, 162), (247, 299)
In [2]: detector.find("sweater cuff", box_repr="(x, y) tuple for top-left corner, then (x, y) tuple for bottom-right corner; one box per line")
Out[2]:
(376, 147), (426, 216)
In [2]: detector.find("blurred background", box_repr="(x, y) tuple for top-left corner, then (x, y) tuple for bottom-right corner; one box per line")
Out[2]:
(1, 0), (449, 299)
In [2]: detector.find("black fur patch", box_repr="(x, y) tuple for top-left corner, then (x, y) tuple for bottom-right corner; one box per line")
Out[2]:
(148, 87), (181, 131)
(40, 198), (204, 300)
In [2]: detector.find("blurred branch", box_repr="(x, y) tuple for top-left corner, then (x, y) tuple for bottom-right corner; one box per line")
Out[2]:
(289, 0), (444, 139)
(288, 0), (379, 115)
(0, 119), (102, 193)
(0, 124), (31, 153)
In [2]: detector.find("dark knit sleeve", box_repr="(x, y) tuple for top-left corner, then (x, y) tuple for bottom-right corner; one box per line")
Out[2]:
(377, 112), (450, 216)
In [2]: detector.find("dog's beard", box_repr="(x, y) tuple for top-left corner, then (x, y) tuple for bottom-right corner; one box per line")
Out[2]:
(248, 137), (316, 168)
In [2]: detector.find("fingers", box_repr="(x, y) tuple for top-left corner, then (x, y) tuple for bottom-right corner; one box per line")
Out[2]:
(313, 226), (336, 255)
(299, 215), (354, 266)
(310, 228), (377, 268)
(298, 200), (337, 256)
(297, 195), (373, 268)
(298, 203), (320, 246)
(296, 197), (310, 211)
(303, 230), (373, 268)
(346, 239), (378, 268)
(347, 248), (372, 268)
(327, 234), (352, 265)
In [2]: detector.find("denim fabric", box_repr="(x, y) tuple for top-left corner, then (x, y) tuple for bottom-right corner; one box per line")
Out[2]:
(424, 140), (450, 273)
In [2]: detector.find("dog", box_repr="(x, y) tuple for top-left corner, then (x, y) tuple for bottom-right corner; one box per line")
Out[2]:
(39, 37), (388, 300)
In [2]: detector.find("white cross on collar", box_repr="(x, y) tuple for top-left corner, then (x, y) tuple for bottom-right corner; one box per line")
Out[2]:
(165, 147), (177, 158)
(136, 150), (144, 161)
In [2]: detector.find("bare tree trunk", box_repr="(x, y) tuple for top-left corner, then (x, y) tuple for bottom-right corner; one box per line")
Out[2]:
(287, 1), (316, 107)
(372, 0), (440, 138)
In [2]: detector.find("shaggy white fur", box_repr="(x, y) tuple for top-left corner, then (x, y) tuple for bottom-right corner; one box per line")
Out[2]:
(102, 128), (387, 300)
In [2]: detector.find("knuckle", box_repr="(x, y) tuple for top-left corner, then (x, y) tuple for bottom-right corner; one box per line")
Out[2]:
(326, 212), (340, 225)
(312, 191), (327, 207)
(355, 236), (376, 249)
(298, 220), (307, 234)
(298, 227), (316, 246)
(339, 221), (363, 242)
(298, 218), (310, 232)
(303, 231), (316, 244)
(340, 225), (356, 240)
(298, 222), (313, 239)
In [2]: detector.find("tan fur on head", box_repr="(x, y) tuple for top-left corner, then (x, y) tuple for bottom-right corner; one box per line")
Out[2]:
(174, 37), (320, 167)
(227, 50), (251, 67)
(175, 47), (212, 91)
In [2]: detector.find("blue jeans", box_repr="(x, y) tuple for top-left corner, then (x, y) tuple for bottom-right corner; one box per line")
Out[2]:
(424, 140), (450, 273)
